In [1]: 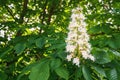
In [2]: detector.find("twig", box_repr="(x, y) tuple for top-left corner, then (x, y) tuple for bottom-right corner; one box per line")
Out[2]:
(4, 5), (15, 20)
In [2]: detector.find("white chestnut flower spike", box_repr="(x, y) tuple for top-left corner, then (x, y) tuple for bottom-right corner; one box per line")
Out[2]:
(66, 7), (95, 67)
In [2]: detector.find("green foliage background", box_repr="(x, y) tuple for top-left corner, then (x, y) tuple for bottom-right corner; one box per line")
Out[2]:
(0, 0), (120, 80)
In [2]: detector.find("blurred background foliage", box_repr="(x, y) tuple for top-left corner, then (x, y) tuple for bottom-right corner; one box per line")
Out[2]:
(0, 0), (120, 80)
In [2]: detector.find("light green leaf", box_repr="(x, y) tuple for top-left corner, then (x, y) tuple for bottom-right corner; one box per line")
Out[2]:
(29, 60), (50, 80)
(82, 65), (92, 80)
(55, 66), (69, 80)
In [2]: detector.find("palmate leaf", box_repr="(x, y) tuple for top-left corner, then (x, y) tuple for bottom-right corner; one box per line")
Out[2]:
(29, 59), (50, 80)
(82, 65), (92, 80)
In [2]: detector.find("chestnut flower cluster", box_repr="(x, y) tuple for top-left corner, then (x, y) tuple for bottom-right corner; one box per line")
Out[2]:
(66, 7), (95, 67)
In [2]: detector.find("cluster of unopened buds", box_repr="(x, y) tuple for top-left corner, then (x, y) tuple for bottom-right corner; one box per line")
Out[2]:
(66, 7), (95, 67)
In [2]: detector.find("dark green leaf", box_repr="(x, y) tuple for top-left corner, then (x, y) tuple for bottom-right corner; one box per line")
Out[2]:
(82, 65), (92, 80)
(0, 71), (8, 80)
(88, 25), (101, 34)
(108, 68), (118, 80)
(35, 38), (45, 48)
(0, 47), (13, 58)
(55, 66), (69, 80)
(92, 65), (106, 77)
(14, 43), (26, 53)
(50, 58), (62, 70)
(75, 67), (82, 79)
(92, 48), (112, 64)
(47, 43), (65, 50)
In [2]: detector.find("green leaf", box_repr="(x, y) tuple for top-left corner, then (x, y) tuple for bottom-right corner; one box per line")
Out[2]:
(0, 47), (13, 58)
(101, 24), (112, 34)
(82, 65), (92, 80)
(55, 66), (69, 80)
(47, 43), (65, 50)
(57, 50), (66, 59)
(92, 48), (112, 64)
(27, 36), (36, 44)
(50, 58), (62, 70)
(108, 68), (118, 80)
(92, 65), (106, 77)
(0, 71), (8, 80)
(88, 25), (101, 34)
(107, 39), (116, 49)
(35, 38), (45, 48)
(29, 60), (50, 80)
(107, 34), (120, 49)
(114, 34), (120, 48)
(17, 62), (39, 80)
(109, 50), (120, 57)
(14, 43), (26, 53)
(75, 67), (82, 79)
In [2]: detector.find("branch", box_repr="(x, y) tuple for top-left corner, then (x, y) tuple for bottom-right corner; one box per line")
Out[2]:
(89, 31), (120, 37)
(47, 1), (59, 25)
(19, 0), (28, 23)
(47, 6), (54, 25)
(39, 0), (48, 34)
(40, 0), (48, 24)
(89, 32), (105, 37)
